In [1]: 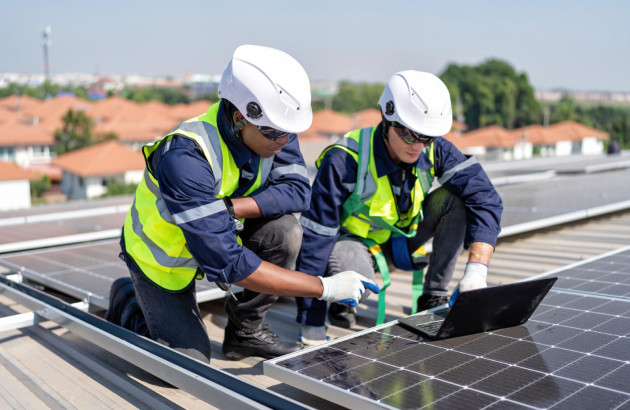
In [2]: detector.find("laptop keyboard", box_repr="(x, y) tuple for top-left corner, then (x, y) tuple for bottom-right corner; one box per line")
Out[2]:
(416, 320), (444, 335)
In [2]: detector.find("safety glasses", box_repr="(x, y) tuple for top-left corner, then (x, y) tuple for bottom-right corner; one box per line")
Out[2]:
(257, 126), (289, 141)
(391, 122), (434, 145)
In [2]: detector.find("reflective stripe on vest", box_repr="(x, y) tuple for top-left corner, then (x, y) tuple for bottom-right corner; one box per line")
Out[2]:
(123, 103), (273, 291)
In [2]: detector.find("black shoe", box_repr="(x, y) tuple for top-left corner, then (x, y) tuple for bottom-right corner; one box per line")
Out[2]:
(416, 294), (449, 312)
(222, 323), (302, 360)
(105, 277), (135, 325)
(328, 302), (357, 329)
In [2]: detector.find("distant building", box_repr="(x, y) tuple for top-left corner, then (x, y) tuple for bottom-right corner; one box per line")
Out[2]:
(0, 160), (40, 210)
(53, 140), (144, 200)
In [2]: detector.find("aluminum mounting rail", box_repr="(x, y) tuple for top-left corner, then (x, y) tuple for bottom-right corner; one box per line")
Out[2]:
(0, 274), (309, 410)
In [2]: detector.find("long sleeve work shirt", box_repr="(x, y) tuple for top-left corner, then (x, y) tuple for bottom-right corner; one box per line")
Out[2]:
(122, 101), (311, 283)
(296, 124), (503, 278)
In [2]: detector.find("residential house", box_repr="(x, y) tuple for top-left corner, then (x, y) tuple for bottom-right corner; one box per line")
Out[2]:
(512, 121), (608, 157)
(53, 140), (144, 200)
(448, 125), (532, 160)
(0, 160), (40, 210)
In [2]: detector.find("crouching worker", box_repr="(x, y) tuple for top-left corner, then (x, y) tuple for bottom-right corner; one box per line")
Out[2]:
(105, 45), (378, 363)
(295, 71), (502, 345)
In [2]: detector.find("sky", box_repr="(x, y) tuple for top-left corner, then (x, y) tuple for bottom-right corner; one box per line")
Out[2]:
(2, 0), (629, 92)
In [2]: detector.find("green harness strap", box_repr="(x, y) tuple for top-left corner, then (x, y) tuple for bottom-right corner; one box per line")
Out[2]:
(365, 239), (426, 324)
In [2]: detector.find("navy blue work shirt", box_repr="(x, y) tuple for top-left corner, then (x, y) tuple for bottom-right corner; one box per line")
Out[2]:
(121, 101), (311, 284)
(296, 124), (503, 279)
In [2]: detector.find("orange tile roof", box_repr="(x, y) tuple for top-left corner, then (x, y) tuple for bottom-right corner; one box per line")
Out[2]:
(53, 140), (144, 177)
(511, 124), (550, 145)
(0, 95), (43, 113)
(0, 119), (56, 146)
(456, 125), (520, 148)
(546, 120), (609, 142)
(87, 97), (141, 121)
(171, 101), (213, 122)
(351, 109), (382, 129)
(452, 120), (468, 131)
(310, 109), (353, 135)
(0, 160), (41, 181)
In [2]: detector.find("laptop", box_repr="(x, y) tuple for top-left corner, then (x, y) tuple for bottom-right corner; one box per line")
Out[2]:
(398, 277), (557, 340)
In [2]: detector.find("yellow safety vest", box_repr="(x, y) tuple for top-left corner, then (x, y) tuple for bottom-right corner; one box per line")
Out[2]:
(317, 127), (435, 244)
(123, 103), (273, 291)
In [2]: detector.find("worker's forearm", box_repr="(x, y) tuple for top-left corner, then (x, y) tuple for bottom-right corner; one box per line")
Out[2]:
(234, 260), (323, 298)
(231, 197), (262, 219)
(467, 242), (494, 265)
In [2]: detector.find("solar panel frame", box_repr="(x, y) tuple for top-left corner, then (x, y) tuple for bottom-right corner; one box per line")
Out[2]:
(0, 240), (230, 309)
(265, 246), (630, 409)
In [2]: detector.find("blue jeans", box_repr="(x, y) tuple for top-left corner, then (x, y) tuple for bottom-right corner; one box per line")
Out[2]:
(123, 214), (302, 362)
(296, 187), (465, 326)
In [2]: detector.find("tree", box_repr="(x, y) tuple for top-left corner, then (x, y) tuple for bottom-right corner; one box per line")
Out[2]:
(331, 81), (384, 114)
(54, 109), (95, 155)
(440, 59), (540, 130)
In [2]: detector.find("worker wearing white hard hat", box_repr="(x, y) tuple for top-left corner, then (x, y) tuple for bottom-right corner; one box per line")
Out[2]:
(106, 45), (378, 362)
(295, 70), (502, 345)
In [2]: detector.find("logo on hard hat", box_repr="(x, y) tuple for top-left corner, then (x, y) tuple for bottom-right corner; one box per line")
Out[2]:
(246, 102), (263, 119)
(385, 101), (395, 116)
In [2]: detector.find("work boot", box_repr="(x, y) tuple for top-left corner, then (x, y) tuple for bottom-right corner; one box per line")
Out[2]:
(416, 294), (449, 312)
(105, 277), (135, 325)
(222, 323), (302, 360)
(328, 302), (357, 329)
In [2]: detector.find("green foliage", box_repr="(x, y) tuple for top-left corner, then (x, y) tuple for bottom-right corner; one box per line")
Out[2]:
(331, 81), (384, 114)
(101, 181), (138, 197)
(122, 87), (191, 105)
(54, 109), (95, 155)
(548, 95), (630, 149)
(0, 82), (89, 100)
(440, 59), (540, 130)
(30, 175), (51, 198)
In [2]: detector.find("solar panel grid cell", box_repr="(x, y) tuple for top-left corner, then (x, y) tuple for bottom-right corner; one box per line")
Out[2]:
(270, 282), (630, 409)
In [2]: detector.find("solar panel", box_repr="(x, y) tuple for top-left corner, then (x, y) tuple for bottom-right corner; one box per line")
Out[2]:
(497, 169), (630, 227)
(546, 248), (630, 299)
(0, 240), (228, 309)
(265, 246), (630, 409)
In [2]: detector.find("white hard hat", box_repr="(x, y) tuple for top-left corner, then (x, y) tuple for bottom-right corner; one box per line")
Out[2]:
(378, 70), (453, 137)
(218, 45), (313, 133)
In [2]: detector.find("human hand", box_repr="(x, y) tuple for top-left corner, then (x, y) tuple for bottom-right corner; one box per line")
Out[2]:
(318, 271), (380, 306)
(449, 262), (488, 306)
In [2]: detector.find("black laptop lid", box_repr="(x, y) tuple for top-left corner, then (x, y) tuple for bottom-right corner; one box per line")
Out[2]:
(400, 277), (557, 339)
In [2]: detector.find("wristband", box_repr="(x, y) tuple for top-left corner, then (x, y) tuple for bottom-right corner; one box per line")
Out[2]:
(223, 197), (235, 218)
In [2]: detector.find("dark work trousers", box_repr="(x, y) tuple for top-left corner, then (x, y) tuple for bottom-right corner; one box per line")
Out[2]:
(296, 187), (465, 326)
(123, 213), (302, 362)
(224, 214), (303, 332)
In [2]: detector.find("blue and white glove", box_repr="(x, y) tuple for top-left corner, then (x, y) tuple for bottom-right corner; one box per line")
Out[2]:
(318, 271), (380, 307)
(449, 262), (488, 306)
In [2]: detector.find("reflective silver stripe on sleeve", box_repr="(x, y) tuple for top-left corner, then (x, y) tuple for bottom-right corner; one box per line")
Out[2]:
(172, 200), (226, 225)
(144, 169), (176, 224)
(438, 156), (479, 185)
(129, 199), (199, 270)
(300, 216), (339, 237)
(176, 121), (224, 191)
(269, 164), (308, 180)
(391, 185), (401, 196)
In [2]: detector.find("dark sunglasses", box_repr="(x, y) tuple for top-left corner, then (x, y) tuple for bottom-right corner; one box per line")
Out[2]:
(257, 126), (290, 141)
(390, 122), (434, 144)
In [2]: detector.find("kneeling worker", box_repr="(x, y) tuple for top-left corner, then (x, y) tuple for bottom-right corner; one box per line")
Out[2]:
(106, 45), (377, 362)
(295, 70), (502, 344)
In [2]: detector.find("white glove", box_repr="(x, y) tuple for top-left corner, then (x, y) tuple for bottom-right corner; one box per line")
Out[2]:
(318, 271), (380, 306)
(458, 262), (488, 292)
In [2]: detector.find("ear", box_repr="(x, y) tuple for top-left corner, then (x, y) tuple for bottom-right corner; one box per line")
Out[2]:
(233, 111), (247, 129)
